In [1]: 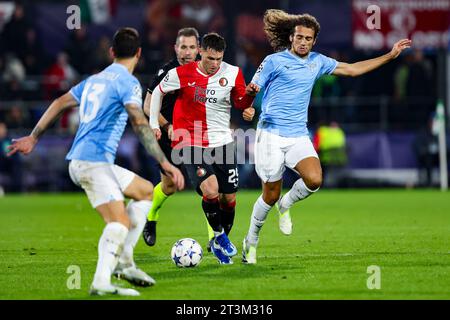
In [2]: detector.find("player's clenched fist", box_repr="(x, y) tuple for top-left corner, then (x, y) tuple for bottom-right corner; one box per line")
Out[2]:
(160, 161), (185, 190)
(153, 128), (162, 140)
(243, 107), (255, 121)
(246, 83), (260, 96)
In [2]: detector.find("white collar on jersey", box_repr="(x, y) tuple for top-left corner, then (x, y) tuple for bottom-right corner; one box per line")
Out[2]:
(196, 61), (222, 77)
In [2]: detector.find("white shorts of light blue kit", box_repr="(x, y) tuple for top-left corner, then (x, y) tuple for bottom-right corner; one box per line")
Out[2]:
(68, 160), (136, 208)
(254, 129), (319, 183)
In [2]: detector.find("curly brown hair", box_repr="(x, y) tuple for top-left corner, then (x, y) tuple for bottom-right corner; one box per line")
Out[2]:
(263, 9), (321, 52)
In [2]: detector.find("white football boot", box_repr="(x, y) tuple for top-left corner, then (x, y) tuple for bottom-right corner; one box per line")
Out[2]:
(89, 283), (140, 297)
(242, 238), (257, 264)
(113, 262), (156, 287)
(276, 199), (293, 235)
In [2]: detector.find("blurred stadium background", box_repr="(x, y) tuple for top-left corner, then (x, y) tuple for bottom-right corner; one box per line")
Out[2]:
(0, 0), (449, 194)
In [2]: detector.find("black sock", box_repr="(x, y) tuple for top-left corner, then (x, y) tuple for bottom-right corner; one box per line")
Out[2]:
(221, 208), (235, 236)
(220, 201), (236, 235)
(202, 196), (222, 233)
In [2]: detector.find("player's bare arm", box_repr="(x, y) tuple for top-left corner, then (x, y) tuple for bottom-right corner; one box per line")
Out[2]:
(148, 86), (167, 140)
(126, 103), (184, 190)
(143, 91), (152, 117)
(144, 91), (173, 140)
(333, 39), (412, 77)
(126, 102), (167, 163)
(7, 92), (78, 156)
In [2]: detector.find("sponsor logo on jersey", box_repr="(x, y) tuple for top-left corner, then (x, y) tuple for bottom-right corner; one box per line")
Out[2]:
(164, 73), (170, 82)
(194, 87), (218, 104)
(219, 77), (228, 87)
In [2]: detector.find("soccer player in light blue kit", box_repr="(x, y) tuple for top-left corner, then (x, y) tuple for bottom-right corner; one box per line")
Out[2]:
(8, 28), (185, 295)
(242, 10), (411, 264)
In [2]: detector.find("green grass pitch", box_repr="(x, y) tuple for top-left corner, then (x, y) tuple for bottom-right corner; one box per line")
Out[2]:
(0, 190), (449, 300)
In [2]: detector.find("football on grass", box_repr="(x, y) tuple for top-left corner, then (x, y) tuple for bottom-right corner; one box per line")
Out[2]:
(171, 238), (203, 268)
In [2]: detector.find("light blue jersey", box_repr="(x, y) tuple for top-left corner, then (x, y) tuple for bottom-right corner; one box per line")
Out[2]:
(252, 49), (338, 137)
(66, 63), (142, 163)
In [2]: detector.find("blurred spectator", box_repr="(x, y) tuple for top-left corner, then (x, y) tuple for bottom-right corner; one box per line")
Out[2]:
(0, 122), (23, 192)
(2, 53), (25, 83)
(314, 121), (348, 187)
(313, 50), (341, 98)
(43, 52), (78, 100)
(140, 28), (165, 75)
(2, 52), (26, 104)
(65, 26), (94, 75)
(146, 0), (182, 46)
(395, 49), (433, 101)
(91, 35), (113, 73)
(0, 2), (31, 58)
(3, 104), (31, 129)
(414, 114), (439, 187)
(406, 49), (433, 98)
(179, 0), (225, 35)
(312, 74), (340, 98)
(21, 28), (46, 75)
(394, 55), (410, 101)
(42, 52), (78, 132)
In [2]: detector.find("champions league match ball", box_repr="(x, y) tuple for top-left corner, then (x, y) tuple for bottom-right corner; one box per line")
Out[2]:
(171, 238), (203, 268)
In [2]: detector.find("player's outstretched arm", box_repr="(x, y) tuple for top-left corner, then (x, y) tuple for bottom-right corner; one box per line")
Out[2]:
(332, 39), (412, 77)
(7, 92), (78, 156)
(126, 103), (184, 190)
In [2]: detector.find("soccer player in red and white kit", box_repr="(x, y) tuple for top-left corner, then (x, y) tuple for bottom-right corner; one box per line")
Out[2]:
(148, 33), (256, 264)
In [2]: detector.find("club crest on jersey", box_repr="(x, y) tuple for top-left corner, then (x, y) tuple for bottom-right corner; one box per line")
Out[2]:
(219, 77), (228, 87)
(307, 62), (317, 72)
(196, 167), (206, 177)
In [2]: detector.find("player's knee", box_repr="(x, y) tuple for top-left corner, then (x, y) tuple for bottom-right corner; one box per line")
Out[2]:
(200, 179), (219, 199)
(203, 188), (219, 199)
(113, 214), (130, 230)
(137, 186), (154, 201)
(304, 172), (322, 191)
(262, 189), (281, 206)
(220, 193), (236, 204)
(220, 194), (236, 210)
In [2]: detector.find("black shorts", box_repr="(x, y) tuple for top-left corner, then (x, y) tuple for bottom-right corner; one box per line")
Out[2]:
(179, 142), (239, 195)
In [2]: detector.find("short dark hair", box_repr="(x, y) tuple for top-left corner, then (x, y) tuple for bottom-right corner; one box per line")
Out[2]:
(176, 27), (199, 44)
(112, 27), (140, 58)
(201, 33), (226, 52)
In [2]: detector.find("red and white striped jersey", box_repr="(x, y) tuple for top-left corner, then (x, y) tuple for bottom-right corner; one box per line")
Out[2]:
(157, 61), (254, 149)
